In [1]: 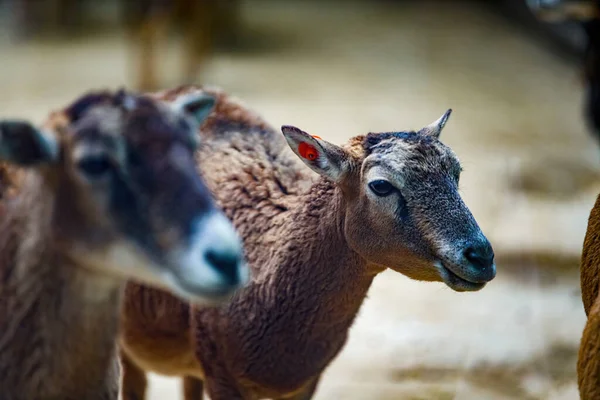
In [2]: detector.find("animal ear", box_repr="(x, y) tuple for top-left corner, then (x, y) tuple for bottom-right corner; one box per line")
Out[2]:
(0, 120), (59, 166)
(418, 109), (452, 138)
(171, 93), (216, 126)
(281, 125), (349, 181)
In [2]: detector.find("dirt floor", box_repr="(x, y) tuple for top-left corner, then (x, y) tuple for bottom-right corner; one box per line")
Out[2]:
(0, 0), (597, 398)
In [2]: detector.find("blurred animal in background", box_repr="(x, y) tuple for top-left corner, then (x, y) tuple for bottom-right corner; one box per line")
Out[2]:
(5, 0), (242, 91)
(124, 0), (241, 91)
(0, 89), (248, 400)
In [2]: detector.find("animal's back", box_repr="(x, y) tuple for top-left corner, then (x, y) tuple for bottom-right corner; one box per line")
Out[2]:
(156, 85), (315, 277)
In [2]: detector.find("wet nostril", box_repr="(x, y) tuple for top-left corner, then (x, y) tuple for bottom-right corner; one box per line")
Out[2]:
(205, 249), (240, 286)
(463, 245), (495, 271)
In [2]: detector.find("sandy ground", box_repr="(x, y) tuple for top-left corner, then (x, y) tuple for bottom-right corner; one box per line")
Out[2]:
(0, 0), (598, 398)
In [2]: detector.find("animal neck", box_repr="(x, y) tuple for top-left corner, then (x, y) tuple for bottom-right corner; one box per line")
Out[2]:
(284, 177), (375, 328)
(0, 172), (122, 399)
(235, 177), (377, 374)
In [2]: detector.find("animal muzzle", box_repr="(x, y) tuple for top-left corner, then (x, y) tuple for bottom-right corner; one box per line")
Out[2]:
(458, 234), (496, 283)
(434, 232), (496, 292)
(167, 211), (249, 304)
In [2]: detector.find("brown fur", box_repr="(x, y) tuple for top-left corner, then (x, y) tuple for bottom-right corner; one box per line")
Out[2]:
(0, 88), (243, 400)
(120, 85), (495, 400)
(580, 192), (600, 399)
(0, 111), (123, 400)
(580, 288), (600, 399)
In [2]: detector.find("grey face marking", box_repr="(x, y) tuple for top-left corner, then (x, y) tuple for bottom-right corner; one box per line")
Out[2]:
(281, 112), (494, 291)
(346, 127), (495, 292)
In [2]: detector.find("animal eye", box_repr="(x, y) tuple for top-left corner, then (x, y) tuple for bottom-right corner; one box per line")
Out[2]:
(368, 180), (395, 197)
(77, 155), (112, 179)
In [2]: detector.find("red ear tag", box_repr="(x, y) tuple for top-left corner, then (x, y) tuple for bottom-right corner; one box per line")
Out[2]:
(311, 135), (322, 140)
(298, 142), (318, 161)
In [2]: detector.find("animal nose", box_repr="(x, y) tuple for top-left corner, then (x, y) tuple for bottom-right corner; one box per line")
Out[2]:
(205, 248), (242, 286)
(463, 239), (496, 281)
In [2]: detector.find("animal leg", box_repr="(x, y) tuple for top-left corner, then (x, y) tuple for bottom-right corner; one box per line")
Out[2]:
(204, 375), (246, 400)
(120, 350), (148, 400)
(183, 376), (204, 400)
(124, 0), (171, 92)
(181, 1), (216, 85)
(579, 294), (600, 399)
(137, 13), (169, 92)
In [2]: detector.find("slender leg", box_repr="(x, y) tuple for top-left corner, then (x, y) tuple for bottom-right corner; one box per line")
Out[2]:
(136, 12), (170, 92)
(183, 376), (204, 400)
(124, 0), (171, 92)
(181, 1), (216, 85)
(120, 350), (148, 400)
(204, 375), (246, 400)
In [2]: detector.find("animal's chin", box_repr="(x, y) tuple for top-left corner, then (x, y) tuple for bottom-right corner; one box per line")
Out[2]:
(163, 272), (239, 306)
(434, 261), (487, 293)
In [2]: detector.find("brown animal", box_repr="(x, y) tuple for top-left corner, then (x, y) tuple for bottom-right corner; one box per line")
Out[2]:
(119, 85), (496, 400)
(0, 89), (248, 400)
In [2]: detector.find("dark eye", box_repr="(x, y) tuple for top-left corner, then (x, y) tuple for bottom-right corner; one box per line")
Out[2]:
(368, 180), (395, 197)
(77, 156), (112, 179)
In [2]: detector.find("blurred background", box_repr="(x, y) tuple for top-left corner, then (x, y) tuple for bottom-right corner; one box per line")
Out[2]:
(0, 0), (597, 398)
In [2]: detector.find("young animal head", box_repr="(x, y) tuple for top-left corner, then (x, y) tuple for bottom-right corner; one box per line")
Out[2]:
(282, 111), (495, 292)
(526, 0), (598, 21)
(0, 90), (248, 303)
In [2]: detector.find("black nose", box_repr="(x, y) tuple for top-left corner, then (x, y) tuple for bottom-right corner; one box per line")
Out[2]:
(205, 249), (240, 286)
(463, 239), (495, 279)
